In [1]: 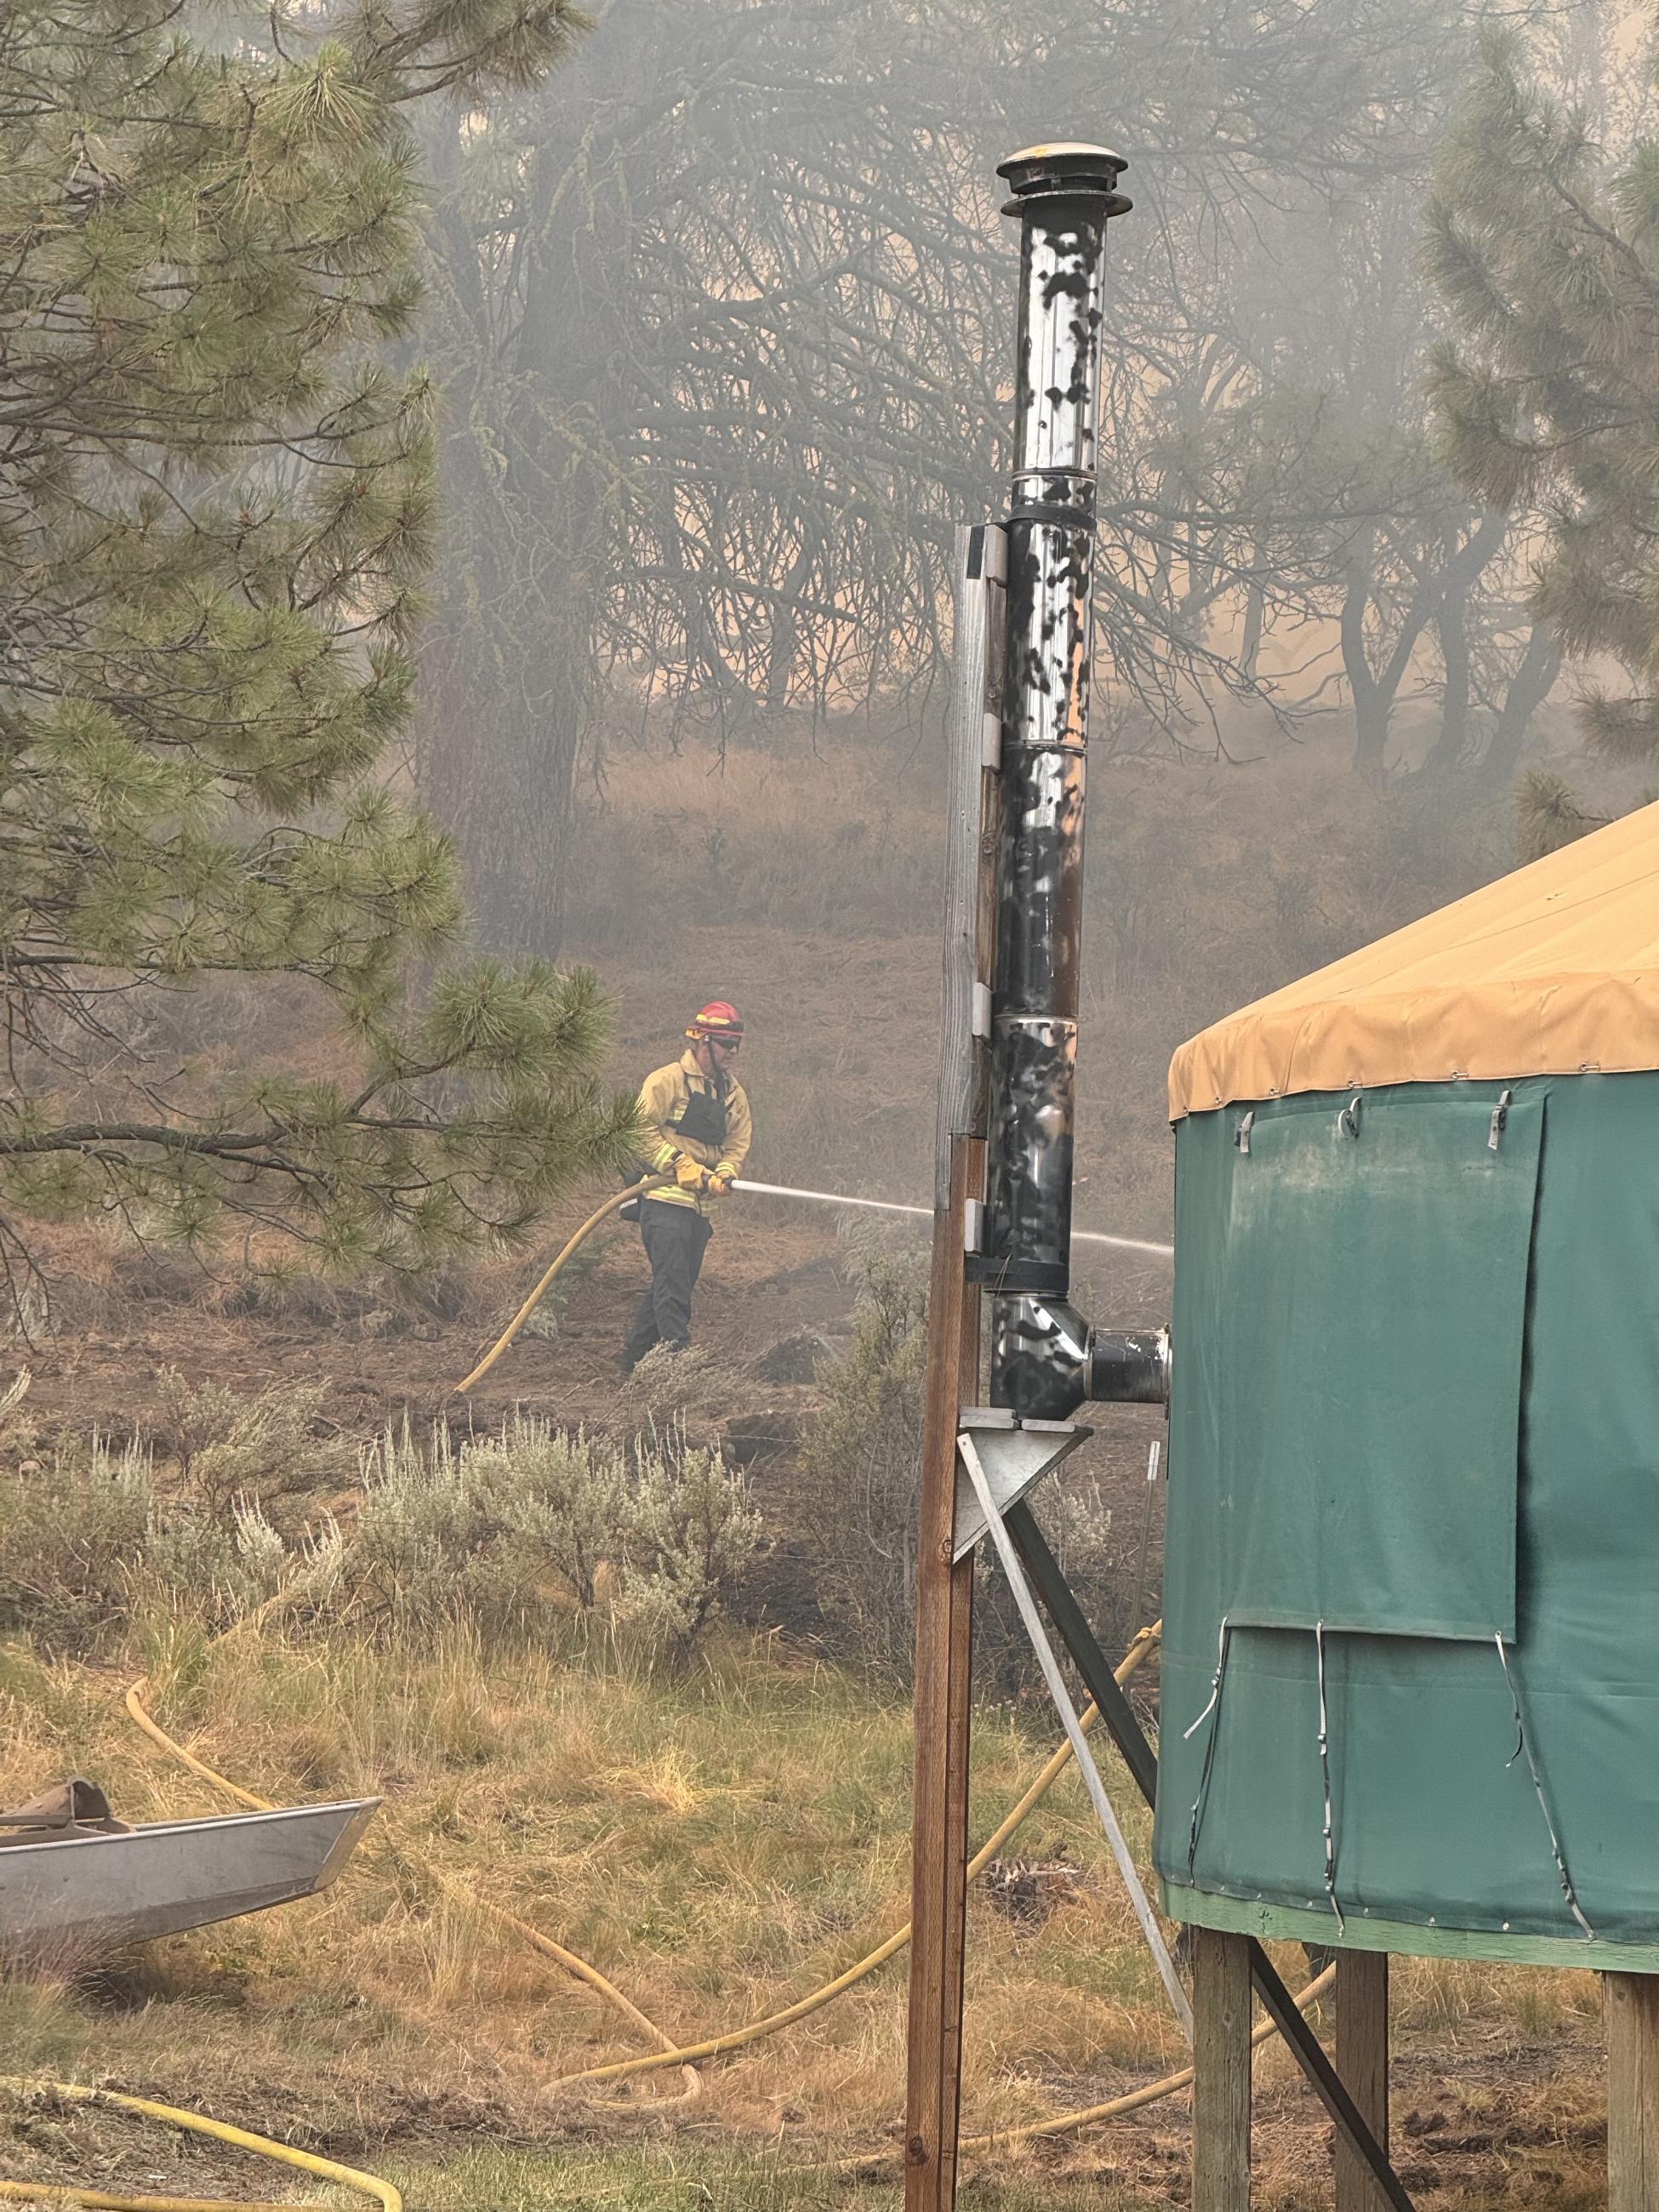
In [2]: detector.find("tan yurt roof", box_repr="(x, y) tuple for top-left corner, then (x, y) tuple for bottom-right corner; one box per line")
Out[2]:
(1169, 799), (1659, 1119)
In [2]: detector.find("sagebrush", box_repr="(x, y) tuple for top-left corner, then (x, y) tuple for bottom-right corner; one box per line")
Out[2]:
(0, 1375), (755, 1665)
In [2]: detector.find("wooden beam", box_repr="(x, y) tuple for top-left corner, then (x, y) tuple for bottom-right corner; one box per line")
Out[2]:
(1336, 1950), (1390, 2212)
(905, 522), (998, 2212)
(1607, 1971), (1659, 2211)
(932, 523), (999, 1207)
(904, 1140), (977, 2212)
(1194, 1927), (1252, 2212)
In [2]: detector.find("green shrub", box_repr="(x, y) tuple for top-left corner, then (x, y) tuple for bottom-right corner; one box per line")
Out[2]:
(0, 1431), (156, 1646)
(619, 1420), (764, 1666)
(356, 1413), (630, 1632)
(794, 1246), (1135, 1694)
(356, 1412), (759, 1662)
(0, 1364), (756, 1663)
(795, 1251), (927, 1673)
(151, 1368), (354, 1519)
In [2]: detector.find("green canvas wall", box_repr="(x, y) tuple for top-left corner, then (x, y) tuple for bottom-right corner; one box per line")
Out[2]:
(1154, 1072), (1659, 1964)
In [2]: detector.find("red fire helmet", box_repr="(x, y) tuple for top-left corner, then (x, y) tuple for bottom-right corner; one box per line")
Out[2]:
(687, 1000), (744, 1043)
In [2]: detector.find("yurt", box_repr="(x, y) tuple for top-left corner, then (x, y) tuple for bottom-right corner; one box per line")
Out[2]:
(1153, 800), (1659, 1967)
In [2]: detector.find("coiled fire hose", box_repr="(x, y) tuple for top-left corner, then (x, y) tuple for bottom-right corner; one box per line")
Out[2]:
(36, 1616), (1330, 2199)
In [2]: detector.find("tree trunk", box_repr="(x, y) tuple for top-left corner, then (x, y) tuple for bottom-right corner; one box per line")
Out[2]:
(1239, 573), (1265, 684)
(416, 390), (601, 955)
(767, 539), (821, 709)
(1424, 512), (1512, 777)
(1341, 539), (1391, 777)
(1425, 582), (1474, 774)
(1482, 623), (1560, 784)
(419, 566), (596, 955)
(416, 96), (615, 958)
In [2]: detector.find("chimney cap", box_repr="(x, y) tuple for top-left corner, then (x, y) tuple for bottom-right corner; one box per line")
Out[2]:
(997, 143), (1131, 214)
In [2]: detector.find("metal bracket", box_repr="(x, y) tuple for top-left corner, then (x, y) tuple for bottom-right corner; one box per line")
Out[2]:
(961, 1199), (983, 1257)
(1488, 1086), (1513, 1151)
(980, 711), (1002, 769)
(951, 1410), (1088, 1562)
(971, 981), (993, 1039)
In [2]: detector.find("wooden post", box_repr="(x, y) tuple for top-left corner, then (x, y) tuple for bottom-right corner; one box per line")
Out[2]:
(1336, 1950), (1389, 2212)
(904, 524), (1000, 2212)
(1193, 1927), (1252, 2212)
(1607, 1971), (1659, 2210)
(904, 1153), (979, 2210)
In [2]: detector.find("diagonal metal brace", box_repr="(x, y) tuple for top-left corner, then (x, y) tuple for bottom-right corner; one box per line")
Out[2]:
(958, 1434), (1193, 2043)
(1003, 1500), (1417, 2212)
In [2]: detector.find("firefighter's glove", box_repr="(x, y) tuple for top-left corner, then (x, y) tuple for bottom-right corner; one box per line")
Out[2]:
(675, 1154), (711, 1192)
(707, 1172), (734, 1197)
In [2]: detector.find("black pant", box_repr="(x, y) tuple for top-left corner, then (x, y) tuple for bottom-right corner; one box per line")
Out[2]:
(623, 1202), (714, 1369)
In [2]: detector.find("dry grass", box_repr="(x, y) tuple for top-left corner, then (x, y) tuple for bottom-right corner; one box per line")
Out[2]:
(0, 1615), (1611, 2209)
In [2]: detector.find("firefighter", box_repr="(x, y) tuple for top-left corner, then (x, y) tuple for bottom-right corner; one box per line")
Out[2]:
(620, 1001), (753, 1373)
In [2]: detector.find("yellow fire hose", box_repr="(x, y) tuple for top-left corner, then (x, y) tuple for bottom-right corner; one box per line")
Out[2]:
(810, 1956), (1339, 2173)
(124, 1684), (268, 1815)
(97, 1618), (1331, 2187)
(0, 2189), (289, 2209)
(550, 1619), (1165, 2089)
(454, 1178), (672, 1394)
(454, 1171), (1172, 1398)
(960, 1960), (1337, 2152)
(0, 2078), (399, 2212)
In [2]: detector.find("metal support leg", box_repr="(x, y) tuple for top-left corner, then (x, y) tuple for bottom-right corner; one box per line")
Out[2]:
(958, 1434), (1192, 2041)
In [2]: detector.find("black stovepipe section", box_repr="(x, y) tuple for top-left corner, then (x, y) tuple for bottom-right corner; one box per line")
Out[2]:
(977, 144), (1132, 1409)
(989, 1300), (1170, 1421)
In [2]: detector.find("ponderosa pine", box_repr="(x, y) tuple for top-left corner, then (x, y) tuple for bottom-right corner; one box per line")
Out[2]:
(1426, 26), (1659, 852)
(0, 2), (649, 1306)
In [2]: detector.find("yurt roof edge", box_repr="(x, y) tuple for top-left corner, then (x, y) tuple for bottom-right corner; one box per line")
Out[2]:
(1168, 799), (1659, 1119)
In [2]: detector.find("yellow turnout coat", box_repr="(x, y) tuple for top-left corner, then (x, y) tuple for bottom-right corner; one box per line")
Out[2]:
(635, 1050), (752, 1212)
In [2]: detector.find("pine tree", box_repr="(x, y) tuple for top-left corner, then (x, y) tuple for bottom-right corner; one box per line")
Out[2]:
(1425, 24), (1659, 852)
(0, 2), (643, 1308)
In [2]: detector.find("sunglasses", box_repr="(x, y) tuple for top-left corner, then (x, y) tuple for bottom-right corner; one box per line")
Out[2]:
(709, 1035), (741, 1052)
